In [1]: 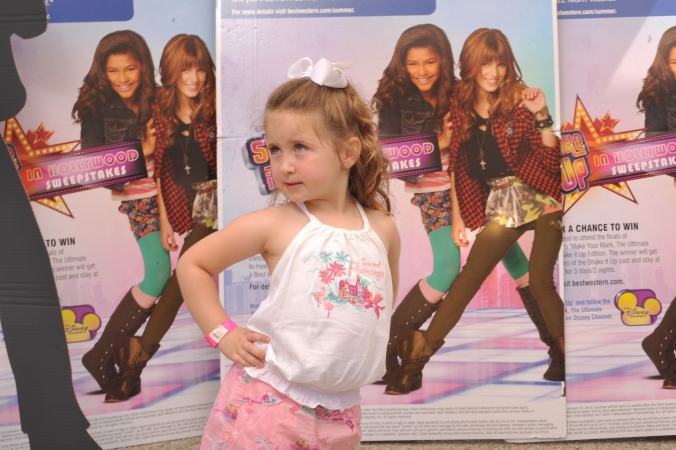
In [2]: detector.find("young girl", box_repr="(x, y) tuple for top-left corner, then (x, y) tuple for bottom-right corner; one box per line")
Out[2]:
(372, 24), (549, 385)
(387, 28), (564, 395)
(73, 30), (170, 393)
(104, 34), (217, 403)
(177, 70), (400, 448)
(637, 25), (676, 389)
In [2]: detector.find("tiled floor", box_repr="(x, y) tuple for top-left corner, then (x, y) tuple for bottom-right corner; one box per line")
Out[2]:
(361, 309), (563, 407)
(122, 436), (676, 450)
(6, 307), (676, 448)
(566, 319), (676, 402)
(0, 309), (221, 449)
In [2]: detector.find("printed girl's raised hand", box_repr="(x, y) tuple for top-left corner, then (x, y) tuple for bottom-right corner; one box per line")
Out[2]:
(449, 172), (469, 247)
(159, 216), (178, 251)
(520, 88), (548, 117)
(437, 111), (453, 150)
(141, 118), (156, 157)
(217, 327), (270, 369)
(452, 215), (469, 247)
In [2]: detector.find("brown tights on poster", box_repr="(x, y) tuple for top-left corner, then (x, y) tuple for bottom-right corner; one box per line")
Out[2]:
(386, 212), (565, 395)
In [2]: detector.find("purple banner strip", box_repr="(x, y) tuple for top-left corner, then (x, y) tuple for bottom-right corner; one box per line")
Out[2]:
(380, 133), (442, 178)
(588, 132), (676, 186)
(18, 141), (148, 200)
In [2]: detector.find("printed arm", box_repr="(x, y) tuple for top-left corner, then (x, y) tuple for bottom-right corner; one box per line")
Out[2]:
(365, 209), (400, 307)
(385, 218), (401, 307)
(141, 118), (156, 157)
(79, 114), (104, 150)
(644, 102), (668, 137)
(156, 178), (178, 251)
(379, 103), (422, 184)
(376, 103), (402, 139)
(446, 111), (469, 245)
(177, 209), (273, 368)
(521, 88), (560, 172)
(450, 171), (469, 247)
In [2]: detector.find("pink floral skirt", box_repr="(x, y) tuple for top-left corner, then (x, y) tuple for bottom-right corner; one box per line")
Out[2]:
(201, 364), (362, 450)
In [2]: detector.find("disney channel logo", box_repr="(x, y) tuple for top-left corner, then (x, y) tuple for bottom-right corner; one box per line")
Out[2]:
(60, 305), (101, 343)
(614, 289), (662, 326)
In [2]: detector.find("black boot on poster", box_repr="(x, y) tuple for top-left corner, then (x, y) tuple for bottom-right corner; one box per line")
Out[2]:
(642, 298), (676, 378)
(544, 336), (565, 383)
(516, 286), (563, 381)
(375, 281), (441, 385)
(82, 288), (154, 392)
(105, 336), (160, 403)
(661, 314), (676, 389)
(385, 329), (444, 395)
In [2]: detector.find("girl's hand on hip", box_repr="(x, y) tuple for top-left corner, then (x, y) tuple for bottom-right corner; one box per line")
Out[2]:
(520, 88), (547, 116)
(218, 327), (270, 369)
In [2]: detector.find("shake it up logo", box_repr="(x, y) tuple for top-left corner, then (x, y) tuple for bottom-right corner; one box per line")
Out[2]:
(243, 137), (275, 195)
(242, 133), (442, 196)
(614, 289), (662, 326)
(61, 305), (101, 343)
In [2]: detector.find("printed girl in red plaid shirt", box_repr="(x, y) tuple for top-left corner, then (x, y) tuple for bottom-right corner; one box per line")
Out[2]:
(104, 34), (218, 402)
(387, 28), (564, 395)
(372, 24), (553, 388)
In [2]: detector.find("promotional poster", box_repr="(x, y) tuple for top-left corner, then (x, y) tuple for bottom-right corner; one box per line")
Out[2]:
(558, 1), (676, 439)
(0, 1), (219, 448)
(218, 0), (566, 441)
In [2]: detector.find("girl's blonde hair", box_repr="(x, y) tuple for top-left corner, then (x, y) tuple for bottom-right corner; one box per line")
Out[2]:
(264, 77), (391, 214)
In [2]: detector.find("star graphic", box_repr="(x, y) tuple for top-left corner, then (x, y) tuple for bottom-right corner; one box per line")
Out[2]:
(4, 117), (80, 217)
(595, 111), (620, 135)
(26, 122), (54, 148)
(560, 97), (643, 213)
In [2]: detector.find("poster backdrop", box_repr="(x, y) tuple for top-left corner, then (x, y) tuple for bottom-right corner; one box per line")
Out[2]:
(0, 1), (219, 448)
(218, 0), (566, 441)
(558, 3), (676, 440)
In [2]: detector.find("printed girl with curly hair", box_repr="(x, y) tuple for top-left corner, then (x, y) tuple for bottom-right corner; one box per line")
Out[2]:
(74, 30), (171, 395)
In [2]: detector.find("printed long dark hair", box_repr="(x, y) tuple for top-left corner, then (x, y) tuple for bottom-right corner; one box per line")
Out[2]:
(265, 78), (391, 215)
(372, 24), (456, 131)
(454, 28), (527, 142)
(154, 34), (216, 147)
(637, 26), (676, 112)
(72, 30), (156, 136)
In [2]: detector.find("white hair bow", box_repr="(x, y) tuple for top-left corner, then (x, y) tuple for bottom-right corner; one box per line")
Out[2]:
(287, 57), (356, 89)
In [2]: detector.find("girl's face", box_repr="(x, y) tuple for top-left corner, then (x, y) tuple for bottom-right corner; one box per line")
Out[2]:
(405, 46), (441, 95)
(178, 66), (207, 100)
(669, 46), (676, 79)
(266, 110), (346, 204)
(106, 53), (141, 103)
(475, 60), (507, 95)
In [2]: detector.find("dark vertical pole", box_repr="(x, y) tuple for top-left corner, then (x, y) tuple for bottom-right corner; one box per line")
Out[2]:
(0, 1), (100, 448)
